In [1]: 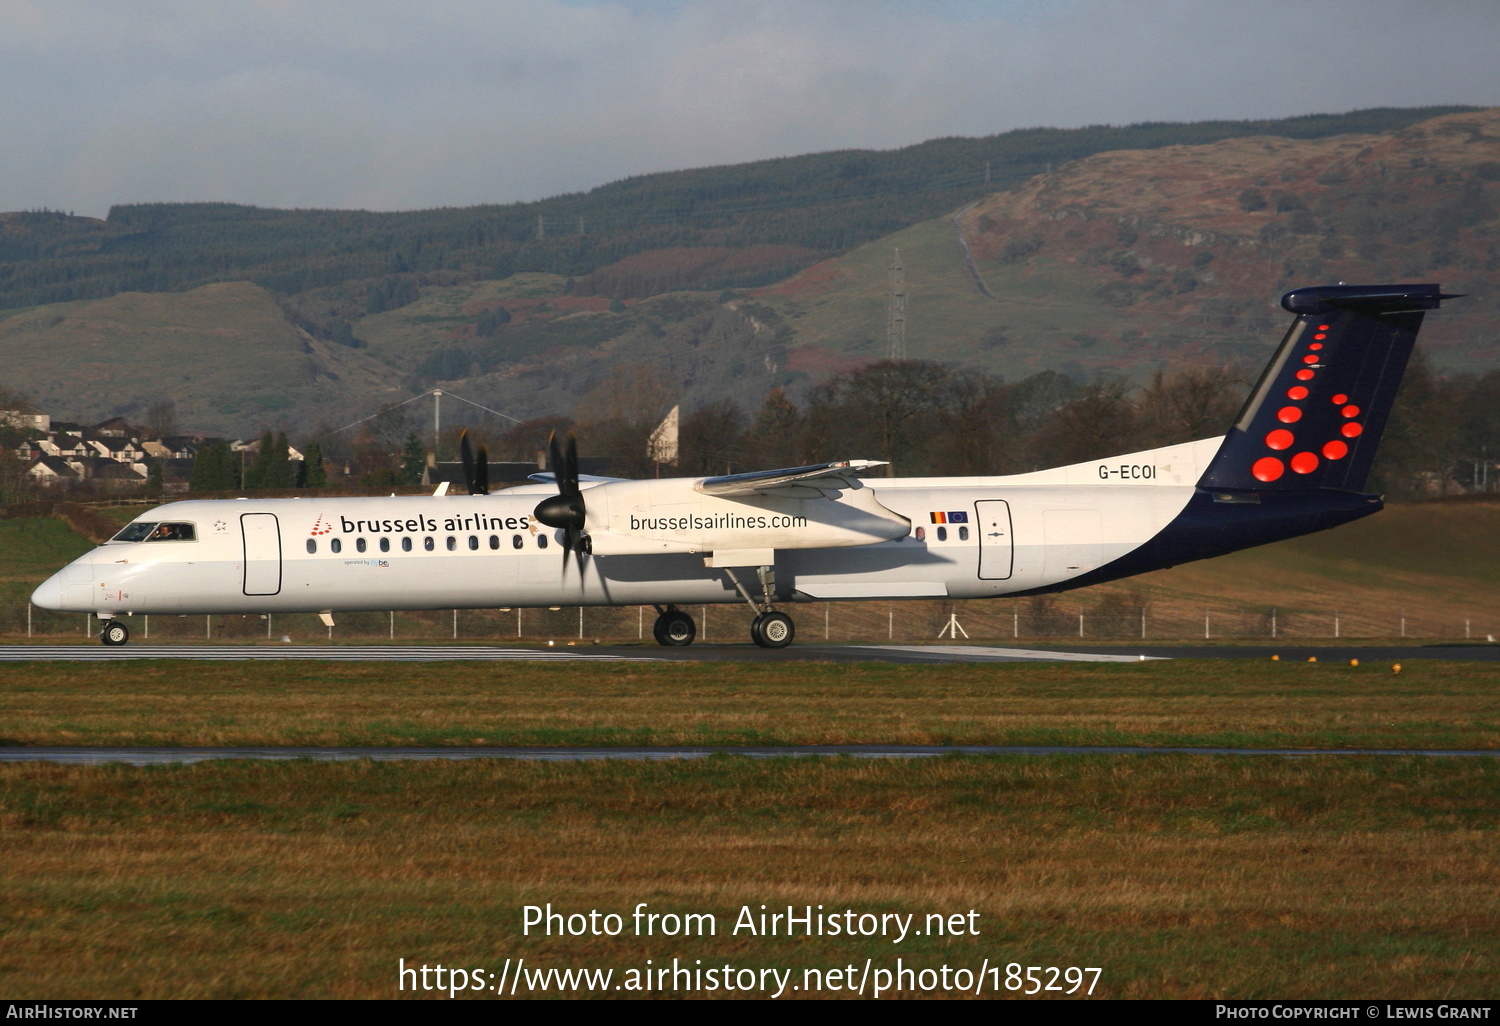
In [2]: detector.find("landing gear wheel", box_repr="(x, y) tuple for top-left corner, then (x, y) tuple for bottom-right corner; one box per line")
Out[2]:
(750, 611), (794, 649)
(652, 610), (696, 647)
(99, 621), (129, 647)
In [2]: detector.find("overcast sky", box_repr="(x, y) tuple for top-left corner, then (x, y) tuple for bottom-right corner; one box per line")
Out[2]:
(3, 0), (1498, 218)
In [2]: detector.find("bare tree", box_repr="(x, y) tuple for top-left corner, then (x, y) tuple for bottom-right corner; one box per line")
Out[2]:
(145, 398), (179, 440)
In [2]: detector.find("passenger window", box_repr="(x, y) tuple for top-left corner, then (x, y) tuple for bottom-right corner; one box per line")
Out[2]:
(446, 536), (457, 551)
(959, 525), (969, 541)
(468, 535), (479, 551)
(402, 537), (412, 552)
(512, 534), (523, 550)
(331, 538), (342, 553)
(936, 526), (948, 542)
(537, 534), (549, 550)
(489, 535), (499, 550)
(915, 527), (926, 542)
(379, 537), (390, 552)
(424, 537), (434, 551)
(356, 537), (367, 552)
(306, 539), (317, 554)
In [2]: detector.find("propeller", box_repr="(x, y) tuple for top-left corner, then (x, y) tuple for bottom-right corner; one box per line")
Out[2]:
(459, 429), (489, 495)
(533, 432), (589, 577)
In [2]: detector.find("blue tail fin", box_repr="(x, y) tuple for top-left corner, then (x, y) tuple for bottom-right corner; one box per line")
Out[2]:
(1198, 283), (1459, 494)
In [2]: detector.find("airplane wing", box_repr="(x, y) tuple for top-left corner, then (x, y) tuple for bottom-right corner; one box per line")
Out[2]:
(527, 472), (630, 485)
(694, 459), (887, 497)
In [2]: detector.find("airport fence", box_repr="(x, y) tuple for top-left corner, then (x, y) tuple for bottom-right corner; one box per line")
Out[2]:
(0, 599), (1492, 645)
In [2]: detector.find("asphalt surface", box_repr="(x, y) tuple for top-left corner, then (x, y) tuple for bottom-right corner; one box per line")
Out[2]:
(2, 641), (1498, 662)
(3, 745), (1496, 765)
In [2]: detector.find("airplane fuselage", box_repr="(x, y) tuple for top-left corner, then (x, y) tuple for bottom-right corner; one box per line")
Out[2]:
(36, 439), (1226, 617)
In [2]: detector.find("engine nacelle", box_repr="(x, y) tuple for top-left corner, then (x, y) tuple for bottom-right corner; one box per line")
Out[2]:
(582, 478), (909, 556)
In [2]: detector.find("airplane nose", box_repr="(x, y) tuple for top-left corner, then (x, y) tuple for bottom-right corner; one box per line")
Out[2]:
(31, 573), (65, 611)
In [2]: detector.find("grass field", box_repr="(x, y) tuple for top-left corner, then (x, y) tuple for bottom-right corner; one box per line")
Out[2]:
(0, 658), (1497, 750)
(2, 756), (1495, 999)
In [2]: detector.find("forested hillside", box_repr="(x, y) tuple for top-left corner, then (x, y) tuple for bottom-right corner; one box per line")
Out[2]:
(0, 107), (1471, 316)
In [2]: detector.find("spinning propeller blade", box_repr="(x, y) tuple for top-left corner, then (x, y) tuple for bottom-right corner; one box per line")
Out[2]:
(459, 429), (490, 495)
(533, 432), (589, 578)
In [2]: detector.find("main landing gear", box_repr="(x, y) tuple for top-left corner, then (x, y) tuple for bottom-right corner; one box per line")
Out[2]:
(650, 565), (798, 650)
(99, 619), (130, 646)
(727, 564), (795, 649)
(651, 607), (697, 647)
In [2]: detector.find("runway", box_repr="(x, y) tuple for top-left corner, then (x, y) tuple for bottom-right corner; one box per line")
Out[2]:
(3, 745), (1496, 765)
(0, 644), (655, 662)
(3, 641), (1499, 662)
(0, 643), (1162, 663)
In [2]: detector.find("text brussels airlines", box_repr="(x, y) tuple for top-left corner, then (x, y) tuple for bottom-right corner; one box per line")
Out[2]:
(338, 514), (531, 534)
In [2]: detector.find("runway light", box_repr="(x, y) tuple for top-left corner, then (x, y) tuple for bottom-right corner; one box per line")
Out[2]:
(1307, 656), (1317, 662)
(1349, 658), (1359, 667)
(547, 640), (555, 646)
(1392, 663), (1401, 674)
(1271, 654), (1280, 661)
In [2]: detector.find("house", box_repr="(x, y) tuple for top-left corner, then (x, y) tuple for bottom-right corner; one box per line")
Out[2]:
(0, 402), (50, 433)
(25, 456), (80, 487)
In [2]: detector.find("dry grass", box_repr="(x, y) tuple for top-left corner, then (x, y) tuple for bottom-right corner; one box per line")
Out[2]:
(0, 658), (1497, 749)
(0, 757), (1495, 999)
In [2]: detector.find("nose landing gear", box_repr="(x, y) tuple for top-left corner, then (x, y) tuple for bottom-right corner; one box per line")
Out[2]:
(99, 620), (130, 646)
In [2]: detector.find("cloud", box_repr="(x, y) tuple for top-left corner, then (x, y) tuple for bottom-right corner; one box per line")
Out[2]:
(1, 0), (1497, 216)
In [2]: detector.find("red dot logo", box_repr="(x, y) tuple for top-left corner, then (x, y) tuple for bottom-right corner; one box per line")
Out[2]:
(1266, 429), (1294, 450)
(1290, 452), (1319, 474)
(1342, 422), (1363, 438)
(1313, 332), (1328, 340)
(1253, 457), (1284, 482)
(1310, 343), (1323, 351)
(1296, 369), (1315, 381)
(1341, 405), (1360, 418)
(1287, 386), (1309, 400)
(1318, 324), (1330, 331)
(1331, 393), (1348, 404)
(1277, 406), (1303, 423)
(1322, 440), (1349, 460)
(1302, 354), (1319, 365)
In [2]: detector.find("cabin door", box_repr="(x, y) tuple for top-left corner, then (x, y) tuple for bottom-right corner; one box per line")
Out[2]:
(241, 513), (283, 596)
(974, 499), (1013, 580)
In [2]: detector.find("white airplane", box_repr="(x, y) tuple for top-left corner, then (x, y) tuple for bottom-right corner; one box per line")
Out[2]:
(33, 283), (1456, 648)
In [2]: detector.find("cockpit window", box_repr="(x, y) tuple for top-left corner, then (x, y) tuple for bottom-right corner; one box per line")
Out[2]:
(112, 522), (158, 542)
(147, 522), (196, 542)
